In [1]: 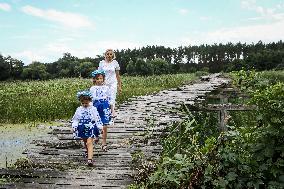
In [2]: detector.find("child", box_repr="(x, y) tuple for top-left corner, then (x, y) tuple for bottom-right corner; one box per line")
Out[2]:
(90, 70), (114, 152)
(71, 90), (103, 166)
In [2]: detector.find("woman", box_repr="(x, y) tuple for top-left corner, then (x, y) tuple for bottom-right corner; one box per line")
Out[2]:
(98, 49), (122, 117)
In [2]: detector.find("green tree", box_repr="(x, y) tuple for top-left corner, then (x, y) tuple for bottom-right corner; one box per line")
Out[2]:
(5, 56), (24, 79)
(126, 58), (154, 76)
(150, 58), (171, 75)
(0, 54), (10, 80)
(21, 61), (49, 80)
(126, 60), (136, 75)
(55, 53), (79, 77)
(75, 61), (96, 78)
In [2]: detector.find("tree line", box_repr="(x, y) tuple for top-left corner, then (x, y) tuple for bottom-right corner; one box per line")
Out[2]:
(1, 40), (283, 81)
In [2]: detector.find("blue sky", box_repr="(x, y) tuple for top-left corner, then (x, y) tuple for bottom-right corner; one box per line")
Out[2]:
(0, 0), (284, 64)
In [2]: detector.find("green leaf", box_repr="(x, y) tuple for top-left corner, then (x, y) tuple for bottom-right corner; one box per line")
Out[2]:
(174, 153), (183, 160)
(226, 172), (238, 181)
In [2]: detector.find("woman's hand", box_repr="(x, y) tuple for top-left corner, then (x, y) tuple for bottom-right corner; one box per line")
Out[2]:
(118, 84), (122, 94)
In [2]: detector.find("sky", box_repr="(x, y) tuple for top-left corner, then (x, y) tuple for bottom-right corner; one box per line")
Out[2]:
(0, 0), (284, 64)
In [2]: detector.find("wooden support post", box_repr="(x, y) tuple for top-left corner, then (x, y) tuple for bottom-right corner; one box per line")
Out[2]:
(218, 95), (228, 132)
(219, 109), (228, 132)
(184, 86), (255, 133)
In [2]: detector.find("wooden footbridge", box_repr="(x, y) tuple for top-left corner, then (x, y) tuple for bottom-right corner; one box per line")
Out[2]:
(0, 74), (231, 189)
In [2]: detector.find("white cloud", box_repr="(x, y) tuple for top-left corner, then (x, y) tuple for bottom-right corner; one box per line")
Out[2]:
(11, 42), (75, 64)
(21, 5), (95, 29)
(10, 39), (141, 64)
(91, 40), (140, 51)
(241, 0), (257, 10)
(45, 40), (139, 58)
(46, 43), (70, 53)
(179, 19), (284, 45)
(178, 9), (188, 15)
(0, 3), (11, 11)
(12, 50), (49, 63)
(241, 0), (284, 21)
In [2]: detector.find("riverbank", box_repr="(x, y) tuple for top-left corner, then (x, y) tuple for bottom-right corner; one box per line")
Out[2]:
(0, 122), (66, 168)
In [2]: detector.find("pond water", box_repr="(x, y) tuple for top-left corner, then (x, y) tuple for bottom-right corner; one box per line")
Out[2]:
(0, 124), (52, 168)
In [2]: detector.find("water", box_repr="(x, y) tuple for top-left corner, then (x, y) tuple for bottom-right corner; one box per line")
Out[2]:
(0, 124), (52, 168)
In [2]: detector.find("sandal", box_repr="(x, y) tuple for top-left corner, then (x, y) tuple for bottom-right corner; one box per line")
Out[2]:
(101, 144), (108, 152)
(87, 159), (94, 167)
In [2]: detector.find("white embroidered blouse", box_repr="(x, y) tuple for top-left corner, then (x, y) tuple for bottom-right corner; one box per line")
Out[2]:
(71, 106), (103, 130)
(89, 85), (113, 104)
(98, 60), (120, 86)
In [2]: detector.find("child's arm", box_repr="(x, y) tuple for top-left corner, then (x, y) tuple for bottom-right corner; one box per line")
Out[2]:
(71, 108), (80, 131)
(90, 107), (103, 130)
(97, 61), (103, 70)
(106, 86), (114, 105)
(89, 86), (95, 105)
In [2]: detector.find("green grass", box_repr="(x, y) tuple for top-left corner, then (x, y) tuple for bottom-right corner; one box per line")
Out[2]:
(0, 74), (197, 123)
(258, 70), (284, 83)
(118, 74), (197, 103)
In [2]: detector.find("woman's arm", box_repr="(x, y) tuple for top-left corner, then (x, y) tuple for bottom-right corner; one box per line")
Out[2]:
(91, 107), (103, 130)
(97, 60), (103, 70)
(115, 70), (122, 94)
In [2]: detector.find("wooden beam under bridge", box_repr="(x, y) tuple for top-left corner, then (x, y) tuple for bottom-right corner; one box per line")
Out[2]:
(184, 103), (256, 132)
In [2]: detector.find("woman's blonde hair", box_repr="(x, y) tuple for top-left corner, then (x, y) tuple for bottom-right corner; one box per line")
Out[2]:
(104, 49), (116, 60)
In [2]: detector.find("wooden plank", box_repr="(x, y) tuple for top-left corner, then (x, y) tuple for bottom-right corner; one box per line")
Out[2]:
(206, 104), (256, 111)
(206, 94), (250, 99)
(184, 103), (256, 111)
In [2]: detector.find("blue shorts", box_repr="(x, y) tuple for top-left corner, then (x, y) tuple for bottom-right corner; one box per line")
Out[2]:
(93, 99), (111, 125)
